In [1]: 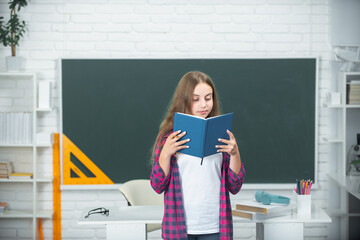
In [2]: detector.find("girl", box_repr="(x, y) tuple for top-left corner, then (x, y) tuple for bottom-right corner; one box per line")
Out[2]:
(150, 71), (245, 240)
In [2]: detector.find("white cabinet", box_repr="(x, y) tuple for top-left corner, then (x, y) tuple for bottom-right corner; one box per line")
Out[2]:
(0, 73), (53, 240)
(325, 72), (360, 240)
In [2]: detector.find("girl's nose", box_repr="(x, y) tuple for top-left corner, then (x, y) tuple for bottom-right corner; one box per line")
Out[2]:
(201, 99), (206, 108)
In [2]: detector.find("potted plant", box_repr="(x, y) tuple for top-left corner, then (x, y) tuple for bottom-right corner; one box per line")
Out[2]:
(0, 0), (28, 71)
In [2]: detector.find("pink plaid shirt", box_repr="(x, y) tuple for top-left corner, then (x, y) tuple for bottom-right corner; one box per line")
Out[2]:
(150, 131), (245, 240)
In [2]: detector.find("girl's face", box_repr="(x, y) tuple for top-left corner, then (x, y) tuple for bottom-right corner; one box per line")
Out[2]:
(190, 82), (214, 118)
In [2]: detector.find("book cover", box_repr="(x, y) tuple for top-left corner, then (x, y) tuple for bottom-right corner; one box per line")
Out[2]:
(232, 209), (253, 219)
(0, 202), (8, 214)
(232, 209), (292, 220)
(173, 112), (233, 158)
(0, 202), (7, 208)
(9, 172), (33, 179)
(0, 161), (12, 178)
(235, 200), (293, 215)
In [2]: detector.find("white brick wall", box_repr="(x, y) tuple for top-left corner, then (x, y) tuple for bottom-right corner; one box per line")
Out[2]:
(0, 0), (332, 239)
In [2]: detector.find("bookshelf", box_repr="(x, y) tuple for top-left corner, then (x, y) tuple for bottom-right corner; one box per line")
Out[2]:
(0, 72), (53, 239)
(325, 72), (360, 239)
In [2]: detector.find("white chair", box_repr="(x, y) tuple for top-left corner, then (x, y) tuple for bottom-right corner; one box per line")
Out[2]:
(119, 179), (163, 232)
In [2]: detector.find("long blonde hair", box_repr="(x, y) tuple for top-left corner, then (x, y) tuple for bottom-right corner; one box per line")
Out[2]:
(152, 71), (221, 159)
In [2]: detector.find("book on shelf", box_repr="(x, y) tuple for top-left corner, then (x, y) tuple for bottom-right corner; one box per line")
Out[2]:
(0, 112), (33, 144)
(0, 160), (12, 178)
(0, 202), (8, 214)
(8, 172), (33, 179)
(346, 82), (360, 104)
(173, 112), (233, 158)
(0, 160), (11, 166)
(232, 208), (292, 220)
(348, 99), (360, 105)
(347, 95), (360, 104)
(234, 200), (294, 215)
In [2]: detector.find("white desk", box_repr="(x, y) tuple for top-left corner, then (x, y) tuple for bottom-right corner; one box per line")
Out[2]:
(79, 206), (163, 240)
(232, 206), (331, 240)
(78, 205), (331, 240)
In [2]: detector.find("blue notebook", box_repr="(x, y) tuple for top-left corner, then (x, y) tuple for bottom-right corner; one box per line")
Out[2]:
(173, 112), (233, 158)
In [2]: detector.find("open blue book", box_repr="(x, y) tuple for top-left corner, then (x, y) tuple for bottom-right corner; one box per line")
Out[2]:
(173, 112), (233, 158)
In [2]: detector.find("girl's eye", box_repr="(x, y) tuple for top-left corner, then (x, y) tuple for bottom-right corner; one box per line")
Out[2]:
(205, 97), (212, 101)
(193, 98), (199, 101)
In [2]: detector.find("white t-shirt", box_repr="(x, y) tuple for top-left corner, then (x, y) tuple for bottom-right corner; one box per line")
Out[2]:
(177, 153), (223, 234)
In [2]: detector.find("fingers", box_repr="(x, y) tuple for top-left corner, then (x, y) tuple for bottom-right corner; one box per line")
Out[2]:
(170, 130), (190, 151)
(171, 130), (187, 141)
(175, 139), (190, 152)
(169, 130), (181, 139)
(216, 144), (229, 149)
(216, 146), (231, 154)
(218, 138), (230, 144)
(216, 144), (230, 152)
(218, 130), (236, 145)
(216, 148), (228, 153)
(176, 138), (190, 146)
(176, 145), (189, 151)
(217, 131), (237, 154)
(227, 130), (235, 140)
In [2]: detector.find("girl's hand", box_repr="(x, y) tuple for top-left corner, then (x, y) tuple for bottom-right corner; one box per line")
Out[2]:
(161, 130), (190, 158)
(216, 130), (240, 157)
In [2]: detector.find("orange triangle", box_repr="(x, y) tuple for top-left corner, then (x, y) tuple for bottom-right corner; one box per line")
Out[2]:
(62, 134), (113, 185)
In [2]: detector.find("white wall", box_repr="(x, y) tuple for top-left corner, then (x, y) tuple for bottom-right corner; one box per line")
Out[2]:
(330, 0), (360, 46)
(0, 0), (332, 239)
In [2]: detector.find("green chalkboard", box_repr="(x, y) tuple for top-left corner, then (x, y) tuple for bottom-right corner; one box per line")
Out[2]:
(61, 58), (317, 184)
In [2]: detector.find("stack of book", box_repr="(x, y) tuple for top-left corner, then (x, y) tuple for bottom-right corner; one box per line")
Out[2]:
(347, 80), (360, 105)
(232, 200), (294, 220)
(0, 202), (8, 214)
(8, 172), (33, 180)
(0, 112), (33, 144)
(0, 161), (12, 178)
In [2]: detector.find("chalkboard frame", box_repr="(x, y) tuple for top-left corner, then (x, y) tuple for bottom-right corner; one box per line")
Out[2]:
(59, 57), (319, 190)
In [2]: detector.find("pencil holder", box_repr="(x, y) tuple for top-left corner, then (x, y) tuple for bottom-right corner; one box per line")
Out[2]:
(297, 195), (311, 218)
